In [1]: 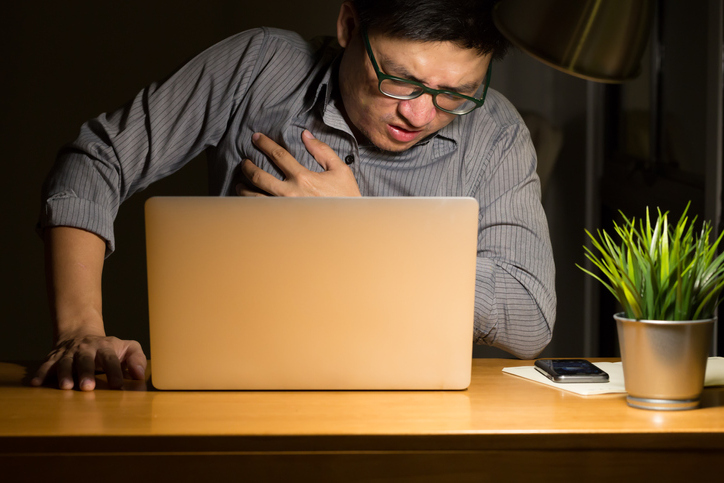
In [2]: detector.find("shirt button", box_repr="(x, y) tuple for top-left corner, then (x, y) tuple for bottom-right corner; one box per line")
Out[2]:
(344, 154), (355, 165)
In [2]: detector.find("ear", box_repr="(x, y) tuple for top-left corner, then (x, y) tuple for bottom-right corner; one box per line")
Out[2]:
(336, 1), (359, 48)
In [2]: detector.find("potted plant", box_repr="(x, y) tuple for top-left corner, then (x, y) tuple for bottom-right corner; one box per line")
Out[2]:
(580, 204), (723, 410)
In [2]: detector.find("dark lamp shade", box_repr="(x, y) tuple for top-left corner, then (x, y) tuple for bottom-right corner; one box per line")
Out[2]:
(493, 0), (654, 83)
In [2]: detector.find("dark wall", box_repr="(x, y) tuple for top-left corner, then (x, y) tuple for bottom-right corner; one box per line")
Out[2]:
(1, 1), (340, 360)
(2, 1), (600, 362)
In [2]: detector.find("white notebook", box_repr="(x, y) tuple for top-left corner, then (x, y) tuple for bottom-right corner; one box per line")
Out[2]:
(145, 197), (479, 390)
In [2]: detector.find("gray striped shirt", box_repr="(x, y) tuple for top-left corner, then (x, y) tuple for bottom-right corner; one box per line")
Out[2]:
(40, 27), (556, 358)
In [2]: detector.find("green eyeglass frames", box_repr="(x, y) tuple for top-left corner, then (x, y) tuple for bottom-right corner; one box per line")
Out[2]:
(362, 27), (492, 115)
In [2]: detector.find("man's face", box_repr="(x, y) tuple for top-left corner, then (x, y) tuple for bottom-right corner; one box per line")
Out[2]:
(337, 28), (491, 153)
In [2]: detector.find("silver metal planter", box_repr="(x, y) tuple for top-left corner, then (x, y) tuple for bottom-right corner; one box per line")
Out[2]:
(614, 314), (714, 410)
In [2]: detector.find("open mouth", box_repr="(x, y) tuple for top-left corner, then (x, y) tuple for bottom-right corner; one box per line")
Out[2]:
(387, 124), (422, 143)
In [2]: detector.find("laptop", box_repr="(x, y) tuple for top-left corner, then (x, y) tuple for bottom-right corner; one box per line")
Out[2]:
(145, 196), (478, 390)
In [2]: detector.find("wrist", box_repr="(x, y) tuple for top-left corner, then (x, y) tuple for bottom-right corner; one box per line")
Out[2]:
(53, 307), (106, 343)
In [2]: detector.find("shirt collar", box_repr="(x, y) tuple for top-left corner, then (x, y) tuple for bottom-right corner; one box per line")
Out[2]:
(301, 40), (342, 116)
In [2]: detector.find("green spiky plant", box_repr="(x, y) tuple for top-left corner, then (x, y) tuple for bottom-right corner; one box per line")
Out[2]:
(579, 204), (724, 321)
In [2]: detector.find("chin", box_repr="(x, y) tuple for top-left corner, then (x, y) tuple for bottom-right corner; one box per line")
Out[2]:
(365, 130), (418, 153)
(381, 142), (415, 153)
(368, 140), (412, 153)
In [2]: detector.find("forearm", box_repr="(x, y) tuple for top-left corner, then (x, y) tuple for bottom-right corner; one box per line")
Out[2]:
(471, 203), (556, 358)
(36, 226), (146, 391)
(473, 257), (555, 359)
(44, 226), (106, 341)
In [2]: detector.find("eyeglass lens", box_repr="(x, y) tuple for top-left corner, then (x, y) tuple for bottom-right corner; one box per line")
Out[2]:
(379, 78), (481, 114)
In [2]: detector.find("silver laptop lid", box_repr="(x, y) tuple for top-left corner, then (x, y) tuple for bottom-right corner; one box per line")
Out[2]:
(145, 197), (478, 390)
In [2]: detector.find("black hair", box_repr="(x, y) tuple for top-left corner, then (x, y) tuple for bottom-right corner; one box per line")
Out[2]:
(351, 0), (510, 60)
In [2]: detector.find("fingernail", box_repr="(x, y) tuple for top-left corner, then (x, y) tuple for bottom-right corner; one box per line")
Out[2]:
(135, 365), (145, 379)
(80, 378), (94, 391)
(302, 130), (315, 140)
(252, 133), (261, 142)
(60, 378), (73, 390)
(30, 377), (41, 386)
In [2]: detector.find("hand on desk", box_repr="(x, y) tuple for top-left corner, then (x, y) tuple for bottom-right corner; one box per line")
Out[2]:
(31, 333), (146, 391)
(39, 226), (147, 391)
(236, 131), (361, 197)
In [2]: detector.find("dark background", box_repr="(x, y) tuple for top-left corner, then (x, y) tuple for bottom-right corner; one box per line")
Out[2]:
(5, 1), (715, 361)
(2, 0), (341, 360)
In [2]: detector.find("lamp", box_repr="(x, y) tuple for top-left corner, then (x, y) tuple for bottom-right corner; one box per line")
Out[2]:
(492, 0), (654, 83)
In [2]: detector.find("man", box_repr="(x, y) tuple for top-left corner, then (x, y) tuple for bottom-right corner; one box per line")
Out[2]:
(34, 0), (556, 391)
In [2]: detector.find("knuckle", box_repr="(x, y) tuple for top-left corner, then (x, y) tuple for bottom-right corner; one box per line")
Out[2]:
(276, 185), (294, 197)
(77, 341), (96, 352)
(317, 142), (332, 153)
(295, 171), (310, 184)
(75, 335), (117, 352)
(106, 336), (121, 345)
(268, 146), (288, 160)
(128, 340), (143, 351)
(249, 170), (265, 186)
(46, 347), (64, 359)
(296, 175), (316, 194)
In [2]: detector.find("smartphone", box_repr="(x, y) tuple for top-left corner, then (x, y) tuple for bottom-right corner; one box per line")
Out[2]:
(534, 359), (609, 383)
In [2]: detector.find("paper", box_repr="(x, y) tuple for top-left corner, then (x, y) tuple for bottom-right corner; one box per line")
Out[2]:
(502, 357), (724, 396)
(705, 356), (724, 386)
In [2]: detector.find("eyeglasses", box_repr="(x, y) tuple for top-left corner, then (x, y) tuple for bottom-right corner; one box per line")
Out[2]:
(362, 28), (491, 116)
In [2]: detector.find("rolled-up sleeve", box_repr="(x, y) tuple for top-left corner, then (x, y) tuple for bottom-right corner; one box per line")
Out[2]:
(39, 28), (268, 255)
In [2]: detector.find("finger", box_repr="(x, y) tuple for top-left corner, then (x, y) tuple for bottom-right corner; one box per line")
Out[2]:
(56, 355), (75, 390)
(31, 357), (58, 387)
(97, 348), (124, 389)
(241, 159), (284, 195)
(235, 179), (270, 197)
(301, 130), (345, 171)
(75, 351), (97, 391)
(252, 133), (304, 177)
(236, 185), (268, 197)
(122, 341), (148, 381)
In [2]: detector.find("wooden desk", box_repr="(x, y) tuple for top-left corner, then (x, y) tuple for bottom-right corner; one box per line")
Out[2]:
(2, 359), (723, 482)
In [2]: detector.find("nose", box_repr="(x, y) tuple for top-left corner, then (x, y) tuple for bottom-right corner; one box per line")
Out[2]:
(398, 94), (437, 128)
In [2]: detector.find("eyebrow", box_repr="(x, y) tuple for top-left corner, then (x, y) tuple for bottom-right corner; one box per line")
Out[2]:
(379, 55), (481, 95)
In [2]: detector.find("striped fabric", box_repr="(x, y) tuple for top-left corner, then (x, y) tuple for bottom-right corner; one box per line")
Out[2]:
(40, 27), (556, 358)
